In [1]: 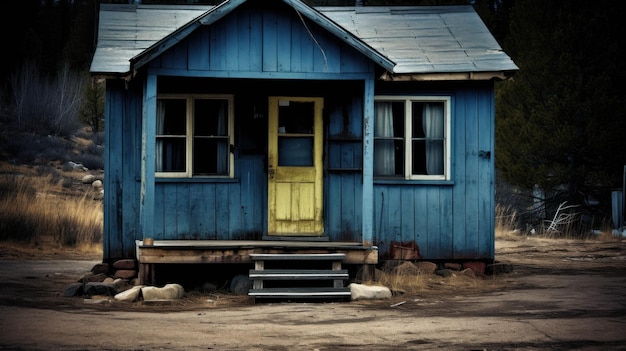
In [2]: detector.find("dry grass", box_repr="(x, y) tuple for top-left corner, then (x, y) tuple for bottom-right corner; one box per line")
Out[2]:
(495, 203), (623, 242)
(0, 173), (103, 252)
(368, 268), (505, 298)
(495, 204), (524, 241)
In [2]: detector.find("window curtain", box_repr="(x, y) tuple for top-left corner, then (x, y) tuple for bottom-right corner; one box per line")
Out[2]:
(156, 100), (165, 172)
(216, 100), (228, 175)
(422, 103), (444, 175)
(374, 102), (395, 176)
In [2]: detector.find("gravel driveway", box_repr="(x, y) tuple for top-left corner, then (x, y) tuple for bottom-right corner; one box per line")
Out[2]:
(1, 237), (625, 351)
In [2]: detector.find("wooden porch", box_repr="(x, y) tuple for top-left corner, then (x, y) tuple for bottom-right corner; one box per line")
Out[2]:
(135, 240), (379, 287)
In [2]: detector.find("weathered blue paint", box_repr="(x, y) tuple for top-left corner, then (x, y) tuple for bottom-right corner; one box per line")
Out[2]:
(140, 74), (157, 242)
(149, 1), (374, 80)
(104, 80), (142, 259)
(362, 78), (375, 245)
(372, 82), (496, 260)
(99, 0), (506, 262)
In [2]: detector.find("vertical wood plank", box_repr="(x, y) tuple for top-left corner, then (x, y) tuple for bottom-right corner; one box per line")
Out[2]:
(205, 184), (217, 240)
(478, 84), (495, 258)
(188, 183), (204, 238)
(216, 184), (230, 239)
(153, 185), (164, 239)
(177, 183), (190, 238)
(453, 89), (467, 258)
(426, 187), (441, 258)
(414, 188), (428, 257)
(140, 74), (156, 243)
(262, 10), (277, 72)
(224, 15), (238, 71)
(340, 174), (354, 235)
(103, 83), (121, 259)
(290, 18), (303, 72)
(122, 86), (142, 257)
(249, 8), (263, 72)
(277, 11), (291, 72)
(228, 182), (242, 239)
(163, 184), (178, 239)
(236, 10), (251, 72)
(188, 27), (209, 70)
(362, 78), (374, 245)
(464, 88), (480, 257)
(401, 187), (415, 242)
(209, 25), (225, 71)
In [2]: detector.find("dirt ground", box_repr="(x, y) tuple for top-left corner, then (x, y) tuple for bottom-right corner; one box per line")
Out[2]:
(1, 236), (625, 351)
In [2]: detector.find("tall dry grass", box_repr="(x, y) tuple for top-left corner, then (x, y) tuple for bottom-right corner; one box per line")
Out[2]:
(0, 174), (102, 249)
(495, 204), (521, 240)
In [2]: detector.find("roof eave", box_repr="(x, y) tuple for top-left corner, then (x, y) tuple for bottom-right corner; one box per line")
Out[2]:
(129, 1), (244, 76)
(380, 70), (517, 82)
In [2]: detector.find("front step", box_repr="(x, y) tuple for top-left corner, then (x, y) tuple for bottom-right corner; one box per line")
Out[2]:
(249, 253), (351, 301)
(248, 287), (351, 298)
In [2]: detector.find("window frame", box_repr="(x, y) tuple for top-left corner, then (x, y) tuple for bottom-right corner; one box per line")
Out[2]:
(373, 95), (451, 181)
(155, 94), (235, 179)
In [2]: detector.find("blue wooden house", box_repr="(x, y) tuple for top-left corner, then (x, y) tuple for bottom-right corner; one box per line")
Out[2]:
(90, 0), (517, 295)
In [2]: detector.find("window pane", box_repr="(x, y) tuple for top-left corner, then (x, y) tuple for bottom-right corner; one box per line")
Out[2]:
(194, 99), (228, 136)
(156, 138), (186, 172)
(157, 99), (186, 135)
(374, 101), (404, 177)
(374, 139), (404, 176)
(278, 136), (313, 166)
(411, 101), (445, 176)
(194, 138), (229, 175)
(278, 101), (314, 134)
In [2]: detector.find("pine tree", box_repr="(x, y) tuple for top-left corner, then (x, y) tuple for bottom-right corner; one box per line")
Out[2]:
(496, 0), (626, 214)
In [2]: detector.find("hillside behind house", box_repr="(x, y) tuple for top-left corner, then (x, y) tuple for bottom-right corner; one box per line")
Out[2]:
(0, 107), (105, 256)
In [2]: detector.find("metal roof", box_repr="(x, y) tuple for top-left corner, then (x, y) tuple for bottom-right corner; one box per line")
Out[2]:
(90, 4), (212, 75)
(318, 6), (518, 77)
(90, 2), (518, 79)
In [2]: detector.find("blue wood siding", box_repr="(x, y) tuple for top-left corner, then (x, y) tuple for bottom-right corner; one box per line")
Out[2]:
(102, 2), (497, 261)
(325, 92), (364, 241)
(149, 1), (373, 78)
(152, 157), (265, 240)
(103, 80), (142, 259)
(373, 82), (495, 260)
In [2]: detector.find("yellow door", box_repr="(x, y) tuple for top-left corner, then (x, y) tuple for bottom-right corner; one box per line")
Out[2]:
(268, 97), (323, 236)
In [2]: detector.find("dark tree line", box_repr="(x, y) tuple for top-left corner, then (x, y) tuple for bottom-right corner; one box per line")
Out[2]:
(496, 0), (626, 220)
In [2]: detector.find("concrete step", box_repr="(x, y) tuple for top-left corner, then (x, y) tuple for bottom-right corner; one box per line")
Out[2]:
(249, 287), (351, 299)
(249, 269), (349, 280)
(249, 253), (346, 261)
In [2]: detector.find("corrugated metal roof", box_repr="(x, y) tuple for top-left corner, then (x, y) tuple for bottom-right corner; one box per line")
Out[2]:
(318, 6), (517, 75)
(90, 4), (212, 75)
(90, 2), (518, 77)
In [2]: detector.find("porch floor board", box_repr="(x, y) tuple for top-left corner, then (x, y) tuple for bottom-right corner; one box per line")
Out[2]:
(135, 240), (378, 265)
(135, 240), (378, 285)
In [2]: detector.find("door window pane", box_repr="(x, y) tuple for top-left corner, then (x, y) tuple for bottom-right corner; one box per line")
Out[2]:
(278, 101), (314, 134)
(278, 137), (313, 166)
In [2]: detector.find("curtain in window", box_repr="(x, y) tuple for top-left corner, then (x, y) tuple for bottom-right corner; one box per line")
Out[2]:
(156, 101), (165, 172)
(216, 100), (228, 175)
(422, 103), (444, 175)
(374, 102), (395, 176)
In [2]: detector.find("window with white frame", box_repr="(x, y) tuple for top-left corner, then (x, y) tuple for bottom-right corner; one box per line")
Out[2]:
(373, 96), (450, 180)
(156, 94), (234, 178)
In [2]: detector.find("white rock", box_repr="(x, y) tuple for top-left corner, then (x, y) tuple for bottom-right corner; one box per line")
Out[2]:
(92, 179), (103, 189)
(349, 283), (392, 301)
(141, 284), (185, 300)
(114, 286), (143, 302)
(82, 175), (96, 184)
